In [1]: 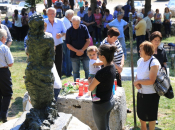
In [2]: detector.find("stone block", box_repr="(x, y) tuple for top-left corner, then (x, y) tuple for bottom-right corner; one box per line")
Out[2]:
(57, 87), (127, 130)
(67, 117), (91, 130)
(0, 112), (91, 130)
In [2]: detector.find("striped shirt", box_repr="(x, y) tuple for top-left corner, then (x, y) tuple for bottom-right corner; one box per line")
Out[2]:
(101, 38), (123, 73)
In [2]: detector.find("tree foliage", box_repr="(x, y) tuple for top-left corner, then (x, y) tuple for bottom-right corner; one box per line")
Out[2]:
(25, 0), (43, 7)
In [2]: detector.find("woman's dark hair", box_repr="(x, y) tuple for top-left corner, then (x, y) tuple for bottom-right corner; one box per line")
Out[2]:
(88, 7), (92, 11)
(140, 41), (154, 56)
(99, 44), (117, 63)
(64, 0), (68, 4)
(156, 9), (159, 12)
(105, 9), (110, 14)
(107, 27), (120, 38)
(14, 10), (18, 21)
(150, 31), (162, 42)
(164, 7), (170, 13)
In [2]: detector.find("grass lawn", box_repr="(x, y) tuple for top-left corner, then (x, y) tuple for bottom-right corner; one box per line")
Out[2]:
(1, 36), (175, 129)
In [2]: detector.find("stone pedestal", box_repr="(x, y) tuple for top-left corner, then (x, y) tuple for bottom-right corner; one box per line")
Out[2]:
(0, 112), (91, 130)
(57, 87), (127, 130)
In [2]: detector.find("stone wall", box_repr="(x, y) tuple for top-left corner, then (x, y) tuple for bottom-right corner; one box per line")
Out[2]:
(57, 87), (127, 130)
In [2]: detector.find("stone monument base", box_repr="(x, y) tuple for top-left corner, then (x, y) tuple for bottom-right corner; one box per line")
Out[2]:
(0, 112), (91, 130)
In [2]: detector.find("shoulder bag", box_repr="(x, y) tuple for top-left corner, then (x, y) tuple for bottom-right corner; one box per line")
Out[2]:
(149, 58), (172, 97)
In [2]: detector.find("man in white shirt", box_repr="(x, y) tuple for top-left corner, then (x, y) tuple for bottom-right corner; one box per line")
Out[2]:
(28, 7), (36, 17)
(44, 7), (66, 78)
(0, 29), (14, 123)
(144, 11), (153, 41)
(61, 9), (74, 77)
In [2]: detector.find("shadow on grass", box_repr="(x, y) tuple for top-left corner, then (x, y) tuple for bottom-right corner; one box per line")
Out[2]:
(8, 97), (23, 117)
(14, 57), (27, 63)
(10, 41), (24, 52)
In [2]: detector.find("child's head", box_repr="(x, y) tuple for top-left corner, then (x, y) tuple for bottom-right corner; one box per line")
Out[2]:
(87, 46), (98, 60)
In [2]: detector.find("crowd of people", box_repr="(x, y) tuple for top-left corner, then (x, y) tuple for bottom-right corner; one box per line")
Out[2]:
(0, 0), (170, 129)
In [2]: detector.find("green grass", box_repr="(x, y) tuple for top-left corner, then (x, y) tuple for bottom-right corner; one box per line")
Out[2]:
(1, 37), (175, 129)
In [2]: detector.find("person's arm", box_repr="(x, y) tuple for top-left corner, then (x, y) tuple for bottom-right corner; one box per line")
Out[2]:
(81, 38), (90, 51)
(88, 77), (100, 91)
(124, 24), (128, 31)
(113, 54), (124, 73)
(106, 24), (111, 29)
(134, 65), (159, 86)
(4, 26), (12, 47)
(102, 15), (106, 22)
(56, 22), (66, 39)
(8, 63), (13, 67)
(134, 21), (140, 30)
(93, 61), (104, 66)
(89, 14), (95, 25)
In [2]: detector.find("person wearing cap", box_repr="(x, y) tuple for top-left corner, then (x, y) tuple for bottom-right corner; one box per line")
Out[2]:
(0, 29), (14, 123)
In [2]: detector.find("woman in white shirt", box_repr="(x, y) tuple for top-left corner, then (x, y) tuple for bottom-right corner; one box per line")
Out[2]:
(134, 41), (161, 130)
(13, 9), (22, 41)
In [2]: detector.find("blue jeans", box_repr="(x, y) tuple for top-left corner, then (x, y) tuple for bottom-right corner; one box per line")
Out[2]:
(71, 56), (89, 81)
(54, 88), (61, 101)
(95, 26), (102, 42)
(62, 41), (72, 76)
(136, 35), (145, 56)
(118, 37), (127, 59)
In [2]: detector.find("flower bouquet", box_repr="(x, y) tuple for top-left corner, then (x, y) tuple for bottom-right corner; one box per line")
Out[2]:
(60, 82), (79, 95)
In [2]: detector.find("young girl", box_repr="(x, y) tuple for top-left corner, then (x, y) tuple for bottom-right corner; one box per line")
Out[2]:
(87, 46), (103, 101)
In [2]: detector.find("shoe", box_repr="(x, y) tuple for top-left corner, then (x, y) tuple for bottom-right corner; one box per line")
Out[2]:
(0, 117), (7, 123)
(127, 108), (132, 113)
(92, 96), (101, 102)
(156, 120), (158, 125)
(96, 42), (98, 45)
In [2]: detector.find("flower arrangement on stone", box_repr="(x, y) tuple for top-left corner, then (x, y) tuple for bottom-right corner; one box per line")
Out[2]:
(60, 82), (79, 95)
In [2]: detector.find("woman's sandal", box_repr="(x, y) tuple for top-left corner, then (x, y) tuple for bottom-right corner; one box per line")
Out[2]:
(127, 108), (132, 113)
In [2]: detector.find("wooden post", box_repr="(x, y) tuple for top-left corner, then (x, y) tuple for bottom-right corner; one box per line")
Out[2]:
(129, 12), (137, 128)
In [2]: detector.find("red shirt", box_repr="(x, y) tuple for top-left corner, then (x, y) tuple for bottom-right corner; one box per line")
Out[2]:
(52, 0), (57, 3)
(94, 13), (102, 25)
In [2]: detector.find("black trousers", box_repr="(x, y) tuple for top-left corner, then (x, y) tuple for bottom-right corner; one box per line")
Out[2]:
(116, 73), (122, 87)
(103, 27), (108, 38)
(55, 44), (63, 78)
(0, 68), (13, 118)
(154, 23), (161, 32)
(21, 25), (29, 40)
(15, 26), (22, 41)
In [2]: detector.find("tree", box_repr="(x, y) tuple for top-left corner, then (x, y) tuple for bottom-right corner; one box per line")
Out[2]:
(91, 0), (97, 13)
(144, 0), (151, 16)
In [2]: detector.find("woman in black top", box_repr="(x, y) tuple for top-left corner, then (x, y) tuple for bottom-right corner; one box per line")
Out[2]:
(88, 44), (116, 130)
(83, 7), (95, 37)
(150, 31), (168, 68)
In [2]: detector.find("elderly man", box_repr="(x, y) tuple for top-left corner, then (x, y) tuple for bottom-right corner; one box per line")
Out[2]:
(66, 16), (90, 81)
(135, 13), (147, 56)
(0, 20), (12, 48)
(106, 12), (128, 60)
(61, 9), (74, 77)
(77, 6), (86, 24)
(44, 7), (66, 78)
(144, 11), (153, 41)
(2, 17), (12, 29)
(0, 29), (14, 123)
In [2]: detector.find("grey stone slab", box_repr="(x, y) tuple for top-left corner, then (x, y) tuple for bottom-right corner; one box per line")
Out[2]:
(50, 112), (73, 130)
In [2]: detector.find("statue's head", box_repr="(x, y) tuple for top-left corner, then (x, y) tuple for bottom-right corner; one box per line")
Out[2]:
(28, 13), (44, 36)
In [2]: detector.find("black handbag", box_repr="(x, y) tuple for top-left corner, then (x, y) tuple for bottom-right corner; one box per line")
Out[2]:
(149, 58), (171, 96)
